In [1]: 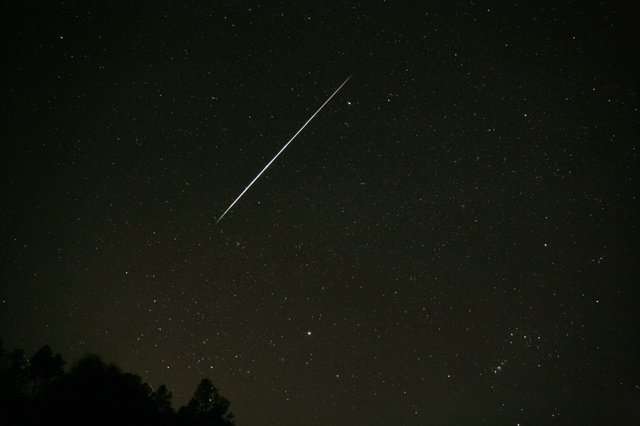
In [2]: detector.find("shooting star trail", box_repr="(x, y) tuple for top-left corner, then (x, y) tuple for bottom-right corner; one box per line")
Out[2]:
(216, 75), (352, 223)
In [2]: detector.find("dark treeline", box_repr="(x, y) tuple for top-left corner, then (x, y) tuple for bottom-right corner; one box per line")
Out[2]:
(0, 340), (234, 426)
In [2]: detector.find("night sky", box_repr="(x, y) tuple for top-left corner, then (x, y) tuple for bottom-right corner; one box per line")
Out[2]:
(4, 1), (639, 424)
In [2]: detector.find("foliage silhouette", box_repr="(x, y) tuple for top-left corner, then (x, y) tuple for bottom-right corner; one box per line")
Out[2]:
(0, 340), (235, 426)
(177, 378), (234, 426)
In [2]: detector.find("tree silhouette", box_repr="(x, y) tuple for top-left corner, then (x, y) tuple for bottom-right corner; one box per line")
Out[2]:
(0, 347), (30, 425)
(178, 378), (235, 426)
(152, 384), (173, 414)
(30, 345), (64, 381)
(0, 341), (236, 426)
(29, 345), (65, 395)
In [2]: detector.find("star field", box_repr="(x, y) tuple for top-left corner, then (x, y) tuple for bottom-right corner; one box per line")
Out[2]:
(3, 2), (639, 425)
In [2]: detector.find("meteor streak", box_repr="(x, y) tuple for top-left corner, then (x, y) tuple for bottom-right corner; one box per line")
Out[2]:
(216, 75), (352, 223)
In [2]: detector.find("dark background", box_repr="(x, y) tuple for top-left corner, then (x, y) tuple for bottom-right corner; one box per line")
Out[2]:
(4, 1), (639, 424)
